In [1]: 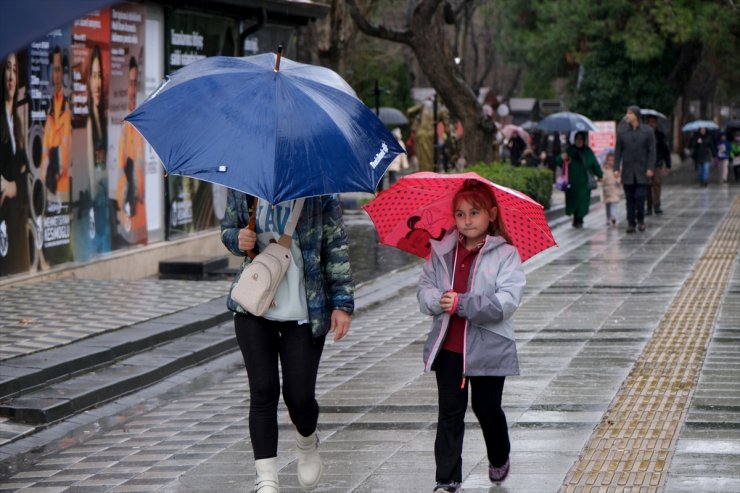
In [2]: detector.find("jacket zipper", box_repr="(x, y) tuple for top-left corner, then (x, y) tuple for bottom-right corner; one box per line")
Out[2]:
(460, 236), (489, 388)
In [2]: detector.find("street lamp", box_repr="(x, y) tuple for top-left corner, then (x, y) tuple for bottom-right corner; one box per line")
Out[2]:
(372, 79), (391, 117)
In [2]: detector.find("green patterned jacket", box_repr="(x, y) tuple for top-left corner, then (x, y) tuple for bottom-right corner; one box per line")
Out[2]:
(220, 190), (354, 337)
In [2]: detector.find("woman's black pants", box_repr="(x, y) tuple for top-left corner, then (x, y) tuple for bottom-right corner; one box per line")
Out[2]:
(234, 313), (325, 459)
(434, 349), (510, 483)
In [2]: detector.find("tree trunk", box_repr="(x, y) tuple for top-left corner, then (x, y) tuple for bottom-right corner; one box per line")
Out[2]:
(347, 0), (496, 164)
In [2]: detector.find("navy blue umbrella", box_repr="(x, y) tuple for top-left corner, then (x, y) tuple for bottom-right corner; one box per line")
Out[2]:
(125, 52), (403, 204)
(535, 111), (598, 133)
(1, 0), (114, 59)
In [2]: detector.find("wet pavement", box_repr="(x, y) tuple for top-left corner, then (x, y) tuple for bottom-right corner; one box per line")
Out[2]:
(0, 175), (739, 492)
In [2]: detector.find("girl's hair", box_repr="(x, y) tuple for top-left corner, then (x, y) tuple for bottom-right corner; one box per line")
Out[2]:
(452, 179), (513, 244)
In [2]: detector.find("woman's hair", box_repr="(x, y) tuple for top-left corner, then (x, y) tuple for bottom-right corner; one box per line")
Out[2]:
(87, 45), (107, 149)
(87, 45), (104, 118)
(452, 179), (513, 244)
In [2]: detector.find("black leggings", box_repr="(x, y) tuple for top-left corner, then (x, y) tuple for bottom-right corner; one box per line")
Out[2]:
(434, 349), (510, 483)
(234, 313), (325, 459)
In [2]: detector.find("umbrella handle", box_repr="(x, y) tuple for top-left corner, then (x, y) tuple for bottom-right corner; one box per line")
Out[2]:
(274, 45), (283, 72)
(246, 197), (258, 259)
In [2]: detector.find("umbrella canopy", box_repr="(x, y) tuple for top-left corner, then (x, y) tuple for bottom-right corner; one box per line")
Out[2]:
(1, 0), (115, 59)
(723, 120), (740, 131)
(640, 108), (668, 119)
(125, 53), (404, 204)
(520, 120), (537, 130)
(681, 120), (719, 132)
(377, 107), (409, 126)
(362, 172), (556, 262)
(536, 112), (598, 133)
(501, 124), (532, 145)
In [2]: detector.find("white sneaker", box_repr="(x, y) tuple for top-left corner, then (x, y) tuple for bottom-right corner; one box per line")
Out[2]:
(295, 430), (323, 490)
(254, 457), (279, 493)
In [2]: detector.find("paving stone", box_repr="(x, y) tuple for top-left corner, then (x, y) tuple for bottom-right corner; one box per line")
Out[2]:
(0, 184), (738, 492)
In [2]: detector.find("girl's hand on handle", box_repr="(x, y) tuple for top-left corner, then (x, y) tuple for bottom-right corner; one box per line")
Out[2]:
(440, 291), (457, 313)
(330, 309), (351, 342)
(238, 227), (257, 252)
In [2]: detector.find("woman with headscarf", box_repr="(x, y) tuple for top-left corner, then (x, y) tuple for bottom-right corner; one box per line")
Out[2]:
(558, 131), (602, 228)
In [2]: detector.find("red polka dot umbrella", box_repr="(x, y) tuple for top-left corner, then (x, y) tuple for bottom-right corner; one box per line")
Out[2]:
(362, 171), (557, 262)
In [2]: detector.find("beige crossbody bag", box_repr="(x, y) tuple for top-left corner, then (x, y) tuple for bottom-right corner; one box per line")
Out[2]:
(231, 198), (305, 316)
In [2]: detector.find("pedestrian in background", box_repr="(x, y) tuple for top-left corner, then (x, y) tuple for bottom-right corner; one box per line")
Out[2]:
(536, 131), (562, 179)
(645, 115), (671, 215)
(385, 127), (408, 188)
(731, 131), (740, 182)
(689, 127), (715, 187)
(614, 105), (655, 233)
(558, 131), (602, 228)
(221, 190), (354, 493)
(506, 133), (527, 167)
(417, 180), (525, 493)
(716, 132), (730, 184)
(601, 151), (621, 227)
(406, 130), (418, 171)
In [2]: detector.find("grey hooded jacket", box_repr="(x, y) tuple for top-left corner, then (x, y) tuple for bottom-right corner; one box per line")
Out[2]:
(418, 231), (525, 377)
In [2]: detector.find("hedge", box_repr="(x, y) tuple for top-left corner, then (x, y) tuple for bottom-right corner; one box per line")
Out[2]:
(463, 162), (553, 210)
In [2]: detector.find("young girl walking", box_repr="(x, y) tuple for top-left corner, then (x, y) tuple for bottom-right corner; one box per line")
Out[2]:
(601, 151), (622, 226)
(417, 179), (526, 493)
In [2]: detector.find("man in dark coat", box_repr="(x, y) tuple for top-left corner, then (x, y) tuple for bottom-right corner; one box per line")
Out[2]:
(614, 105), (656, 233)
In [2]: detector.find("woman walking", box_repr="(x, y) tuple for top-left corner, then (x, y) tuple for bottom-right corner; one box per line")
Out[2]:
(221, 190), (354, 492)
(559, 131), (603, 228)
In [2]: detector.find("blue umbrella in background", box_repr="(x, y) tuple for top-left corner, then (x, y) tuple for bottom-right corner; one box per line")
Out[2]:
(536, 111), (599, 133)
(125, 50), (404, 204)
(681, 120), (719, 132)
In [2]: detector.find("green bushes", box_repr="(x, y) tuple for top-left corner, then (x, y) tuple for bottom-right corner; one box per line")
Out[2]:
(464, 162), (554, 210)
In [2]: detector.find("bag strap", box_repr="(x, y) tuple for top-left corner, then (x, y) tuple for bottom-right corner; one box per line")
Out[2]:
(276, 198), (305, 248)
(246, 196), (258, 259)
(246, 197), (306, 254)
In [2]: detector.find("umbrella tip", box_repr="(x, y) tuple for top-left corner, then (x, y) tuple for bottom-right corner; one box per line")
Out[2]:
(274, 45), (283, 72)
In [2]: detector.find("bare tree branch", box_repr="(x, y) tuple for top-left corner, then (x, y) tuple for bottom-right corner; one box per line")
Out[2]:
(345, 0), (413, 44)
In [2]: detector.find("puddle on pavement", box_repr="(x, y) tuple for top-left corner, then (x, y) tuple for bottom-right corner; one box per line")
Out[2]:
(344, 212), (420, 285)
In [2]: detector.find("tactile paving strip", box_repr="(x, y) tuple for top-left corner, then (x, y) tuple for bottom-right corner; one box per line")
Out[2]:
(561, 197), (740, 493)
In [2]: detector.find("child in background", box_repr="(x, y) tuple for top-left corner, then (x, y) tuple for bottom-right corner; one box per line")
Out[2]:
(417, 179), (526, 493)
(601, 151), (621, 226)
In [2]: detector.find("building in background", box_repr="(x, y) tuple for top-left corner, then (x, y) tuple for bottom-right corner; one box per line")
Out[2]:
(0, 0), (328, 280)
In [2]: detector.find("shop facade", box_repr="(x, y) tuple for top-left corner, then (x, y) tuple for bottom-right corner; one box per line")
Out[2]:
(0, 0), (327, 280)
